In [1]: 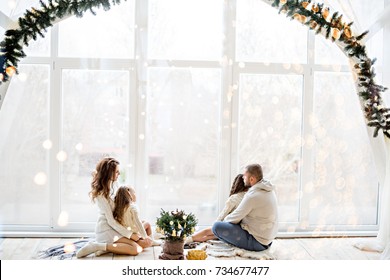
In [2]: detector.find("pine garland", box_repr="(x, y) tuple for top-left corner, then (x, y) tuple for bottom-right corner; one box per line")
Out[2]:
(272, 0), (389, 138)
(0, 0), (389, 138)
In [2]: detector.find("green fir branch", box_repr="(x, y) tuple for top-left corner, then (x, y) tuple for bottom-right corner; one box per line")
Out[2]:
(270, 0), (389, 137)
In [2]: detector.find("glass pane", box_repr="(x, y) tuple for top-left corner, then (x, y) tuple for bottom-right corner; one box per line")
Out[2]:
(0, 64), (50, 225)
(311, 72), (379, 226)
(366, 30), (383, 68)
(148, 0), (223, 60)
(0, 0), (42, 20)
(315, 35), (349, 65)
(59, 0), (135, 58)
(238, 74), (303, 223)
(236, 0), (307, 63)
(146, 67), (221, 225)
(61, 69), (130, 224)
(24, 30), (51, 57)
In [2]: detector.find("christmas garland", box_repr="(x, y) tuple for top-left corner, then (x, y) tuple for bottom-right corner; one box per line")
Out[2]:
(270, 0), (389, 138)
(0, 0), (389, 138)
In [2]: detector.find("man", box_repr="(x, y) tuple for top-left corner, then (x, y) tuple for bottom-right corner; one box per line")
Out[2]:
(212, 164), (278, 251)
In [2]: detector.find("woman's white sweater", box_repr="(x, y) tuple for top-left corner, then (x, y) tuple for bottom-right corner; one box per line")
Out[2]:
(95, 195), (133, 240)
(216, 192), (246, 222)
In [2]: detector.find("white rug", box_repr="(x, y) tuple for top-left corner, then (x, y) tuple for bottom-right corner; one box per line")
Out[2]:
(198, 240), (276, 260)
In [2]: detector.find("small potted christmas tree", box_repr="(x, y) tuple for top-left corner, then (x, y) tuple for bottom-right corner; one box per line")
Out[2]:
(156, 209), (197, 260)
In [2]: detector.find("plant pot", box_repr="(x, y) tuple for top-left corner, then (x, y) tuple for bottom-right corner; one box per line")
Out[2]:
(159, 239), (185, 260)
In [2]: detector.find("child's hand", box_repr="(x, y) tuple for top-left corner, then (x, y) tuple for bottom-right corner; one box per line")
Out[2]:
(137, 237), (152, 248)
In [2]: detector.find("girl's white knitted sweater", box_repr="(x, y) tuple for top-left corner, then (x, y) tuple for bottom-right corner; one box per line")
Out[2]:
(121, 204), (148, 238)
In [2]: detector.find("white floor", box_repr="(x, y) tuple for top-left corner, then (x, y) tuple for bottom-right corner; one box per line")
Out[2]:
(0, 237), (381, 260)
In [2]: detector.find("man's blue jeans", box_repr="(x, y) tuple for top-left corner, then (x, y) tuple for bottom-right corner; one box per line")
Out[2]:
(212, 221), (270, 252)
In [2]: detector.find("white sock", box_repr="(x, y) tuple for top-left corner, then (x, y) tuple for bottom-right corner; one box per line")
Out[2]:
(76, 242), (107, 258)
(95, 250), (108, 257)
(185, 236), (193, 244)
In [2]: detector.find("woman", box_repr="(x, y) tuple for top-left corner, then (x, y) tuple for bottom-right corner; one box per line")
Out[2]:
(185, 174), (249, 243)
(76, 157), (152, 258)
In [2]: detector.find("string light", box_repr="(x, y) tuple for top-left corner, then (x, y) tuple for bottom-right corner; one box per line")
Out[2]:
(56, 151), (67, 162)
(75, 143), (83, 151)
(63, 243), (76, 253)
(8, 0), (17, 9)
(34, 172), (47, 185)
(57, 211), (69, 227)
(42, 139), (52, 150)
(5, 66), (16, 76)
(331, 28), (341, 40)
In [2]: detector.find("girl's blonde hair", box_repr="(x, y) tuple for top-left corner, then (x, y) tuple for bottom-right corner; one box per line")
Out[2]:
(113, 186), (133, 226)
(89, 157), (119, 201)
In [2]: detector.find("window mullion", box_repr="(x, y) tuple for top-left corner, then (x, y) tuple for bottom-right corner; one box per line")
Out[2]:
(298, 29), (316, 231)
(134, 0), (149, 217)
(220, 0), (237, 211)
(49, 23), (62, 231)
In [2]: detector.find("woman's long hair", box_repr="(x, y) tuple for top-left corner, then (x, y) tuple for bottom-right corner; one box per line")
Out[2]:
(113, 186), (132, 226)
(229, 174), (249, 196)
(89, 157), (119, 201)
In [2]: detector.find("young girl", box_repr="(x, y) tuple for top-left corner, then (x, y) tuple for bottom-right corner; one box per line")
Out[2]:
(113, 186), (158, 244)
(185, 174), (249, 243)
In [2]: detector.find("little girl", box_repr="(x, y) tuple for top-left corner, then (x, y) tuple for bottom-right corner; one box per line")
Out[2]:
(113, 186), (159, 245)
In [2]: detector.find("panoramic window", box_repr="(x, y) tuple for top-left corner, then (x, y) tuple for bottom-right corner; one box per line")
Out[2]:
(0, 0), (386, 234)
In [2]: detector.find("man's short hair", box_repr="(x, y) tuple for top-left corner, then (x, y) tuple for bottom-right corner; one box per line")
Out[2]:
(245, 164), (263, 182)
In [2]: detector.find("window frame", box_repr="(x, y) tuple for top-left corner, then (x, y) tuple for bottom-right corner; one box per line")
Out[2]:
(0, 0), (388, 236)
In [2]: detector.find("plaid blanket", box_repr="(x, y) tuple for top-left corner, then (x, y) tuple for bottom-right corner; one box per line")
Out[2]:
(37, 239), (91, 260)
